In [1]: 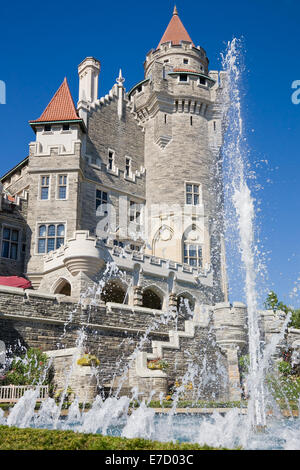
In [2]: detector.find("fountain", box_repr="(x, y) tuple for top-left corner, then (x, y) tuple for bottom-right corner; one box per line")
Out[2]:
(0, 39), (299, 451)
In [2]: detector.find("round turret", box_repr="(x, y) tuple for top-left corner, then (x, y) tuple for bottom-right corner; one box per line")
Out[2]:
(127, 8), (227, 304)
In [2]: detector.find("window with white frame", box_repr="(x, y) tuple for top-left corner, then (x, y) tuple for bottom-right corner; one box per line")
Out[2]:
(57, 175), (67, 199)
(37, 223), (65, 253)
(1, 226), (20, 260)
(183, 243), (202, 267)
(40, 175), (50, 200)
(179, 74), (188, 82)
(186, 183), (200, 205)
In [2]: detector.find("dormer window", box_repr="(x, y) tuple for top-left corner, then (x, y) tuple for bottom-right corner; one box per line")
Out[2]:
(44, 124), (52, 132)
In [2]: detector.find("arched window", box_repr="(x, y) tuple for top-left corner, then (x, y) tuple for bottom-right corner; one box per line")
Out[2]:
(142, 288), (162, 310)
(101, 280), (127, 304)
(37, 223), (65, 253)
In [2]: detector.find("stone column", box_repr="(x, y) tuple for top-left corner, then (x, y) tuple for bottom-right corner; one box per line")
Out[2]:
(223, 346), (242, 401)
(213, 302), (248, 402)
(133, 286), (143, 307)
(168, 293), (177, 312)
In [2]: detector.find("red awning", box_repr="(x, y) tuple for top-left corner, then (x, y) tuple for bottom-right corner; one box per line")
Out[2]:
(0, 276), (32, 289)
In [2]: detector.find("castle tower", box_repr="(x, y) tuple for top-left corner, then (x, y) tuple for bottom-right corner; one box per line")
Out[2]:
(26, 78), (86, 290)
(129, 7), (227, 302)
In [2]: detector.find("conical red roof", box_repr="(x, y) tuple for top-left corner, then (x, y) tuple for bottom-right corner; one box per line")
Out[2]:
(157, 7), (195, 49)
(30, 77), (80, 123)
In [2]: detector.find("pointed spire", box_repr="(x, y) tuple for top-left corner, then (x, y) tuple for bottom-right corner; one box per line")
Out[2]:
(116, 68), (125, 86)
(29, 77), (80, 123)
(157, 8), (194, 49)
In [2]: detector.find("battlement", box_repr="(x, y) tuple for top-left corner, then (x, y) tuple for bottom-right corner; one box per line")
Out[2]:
(144, 41), (208, 78)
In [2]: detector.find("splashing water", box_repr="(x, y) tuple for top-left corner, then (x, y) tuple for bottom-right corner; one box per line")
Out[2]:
(221, 38), (266, 429)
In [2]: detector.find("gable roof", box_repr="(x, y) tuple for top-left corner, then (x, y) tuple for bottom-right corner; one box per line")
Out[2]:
(157, 7), (195, 49)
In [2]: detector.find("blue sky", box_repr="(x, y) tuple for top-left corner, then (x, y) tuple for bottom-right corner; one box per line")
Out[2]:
(0, 0), (299, 307)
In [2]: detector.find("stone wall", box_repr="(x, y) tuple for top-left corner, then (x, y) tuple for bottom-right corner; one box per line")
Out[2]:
(0, 286), (230, 401)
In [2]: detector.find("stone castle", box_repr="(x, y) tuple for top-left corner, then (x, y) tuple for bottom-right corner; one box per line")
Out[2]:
(0, 8), (299, 402)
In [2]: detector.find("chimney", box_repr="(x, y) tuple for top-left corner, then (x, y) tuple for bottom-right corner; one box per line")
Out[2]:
(77, 57), (100, 123)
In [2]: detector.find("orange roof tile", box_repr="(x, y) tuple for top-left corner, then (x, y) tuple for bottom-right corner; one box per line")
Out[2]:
(30, 77), (80, 123)
(157, 7), (195, 49)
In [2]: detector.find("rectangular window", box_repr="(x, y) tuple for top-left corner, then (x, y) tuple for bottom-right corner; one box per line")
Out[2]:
(186, 183), (200, 205)
(184, 244), (202, 267)
(1, 227), (19, 260)
(40, 175), (50, 200)
(37, 223), (65, 254)
(96, 189), (108, 211)
(129, 200), (141, 232)
(57, 175), (67, 199)
(125, 158), (131, 177)
(113, 239), (124, 248)
(44, 124), (52, 132)
(179, 74), (188, 82)
(108, 151), (114, 171)
(62, 123), (70, 131)
(130, 244), (140, 252)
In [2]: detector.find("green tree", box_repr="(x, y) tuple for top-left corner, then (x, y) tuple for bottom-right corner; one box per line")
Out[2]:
(264, 291), (300, 329)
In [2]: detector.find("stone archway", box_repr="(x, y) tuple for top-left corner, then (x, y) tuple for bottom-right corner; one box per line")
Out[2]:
(100, 280), (127, 305)
(142, 288), (163, 310)
(53, 278), (72, 296)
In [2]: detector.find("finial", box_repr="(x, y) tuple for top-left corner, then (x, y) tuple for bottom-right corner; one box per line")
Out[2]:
(173, 5), (178, 15)
(116, 68), (125, 86)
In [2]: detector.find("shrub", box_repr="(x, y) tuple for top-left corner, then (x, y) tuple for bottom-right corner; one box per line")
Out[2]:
(0, 425), (232, 450)
(77, 354), (100, 367)
(0, 348), (51, 386)
(147, 358), (168, 371)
